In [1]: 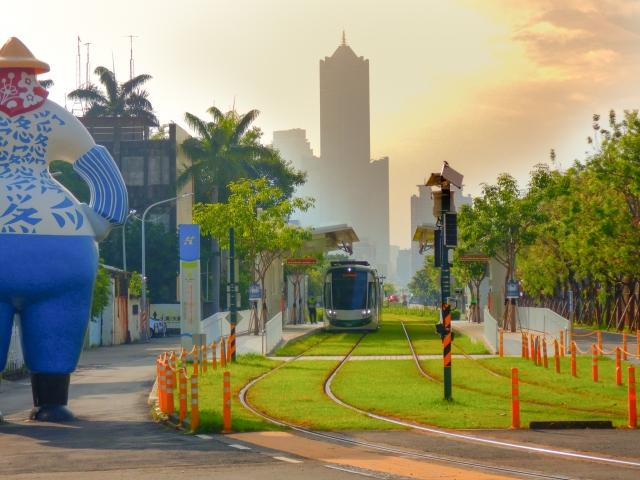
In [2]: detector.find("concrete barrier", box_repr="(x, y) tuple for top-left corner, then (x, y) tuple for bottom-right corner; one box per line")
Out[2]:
(483, 308), (499, 354)
(517, 307), (571, 341)
(265, 312), (283, 354)
(200, 309), (251, 344)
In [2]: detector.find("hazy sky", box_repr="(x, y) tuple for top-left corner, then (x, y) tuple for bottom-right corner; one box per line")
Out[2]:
(2, 1), (639, 248)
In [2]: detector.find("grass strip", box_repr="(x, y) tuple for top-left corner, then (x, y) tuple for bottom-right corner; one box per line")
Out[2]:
(173, 353), (285, 433)
(421, 357), (627, 418)
(273, 332), (332, 357)
(247, 360), (399, 430)
(332, 360), (625, 429)
(404, 323), (490, 355)
(383, 312), (438, 324)
(352, 322), (412, 355)
(302, 332), (363, 356)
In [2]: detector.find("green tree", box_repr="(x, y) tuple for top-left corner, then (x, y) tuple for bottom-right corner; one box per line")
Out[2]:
(177, 107), (306, 311)
(408, 255), (439, 305)
(383, 282), (396, 297)
(49, 160), (90, 203)
(91, 262), (111, 319)
(193, 178), (313, 332)
(67, 66), (157, 124)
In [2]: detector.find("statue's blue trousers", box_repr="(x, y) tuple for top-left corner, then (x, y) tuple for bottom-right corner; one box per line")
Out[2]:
(0, 235), (97, 374)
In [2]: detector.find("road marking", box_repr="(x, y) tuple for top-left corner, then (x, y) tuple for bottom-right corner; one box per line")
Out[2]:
(196, 434), (213, 440)
(324, 465), (376, 477)
(274, 456), (303, 464)
(228, 444), (251, 450)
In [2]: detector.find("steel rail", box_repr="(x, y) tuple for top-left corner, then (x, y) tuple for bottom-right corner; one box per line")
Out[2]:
(240, 334), (579, 479)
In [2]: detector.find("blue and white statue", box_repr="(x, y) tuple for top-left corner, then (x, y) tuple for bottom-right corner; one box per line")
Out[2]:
(0, 38), (128, 421)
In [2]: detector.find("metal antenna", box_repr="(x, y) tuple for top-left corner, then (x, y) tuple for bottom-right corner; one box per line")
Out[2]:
(123, 35), (138, 80)
(76, 36), (82, 89)
(84, 42), (91, 87)
(341, 29), (347, 46)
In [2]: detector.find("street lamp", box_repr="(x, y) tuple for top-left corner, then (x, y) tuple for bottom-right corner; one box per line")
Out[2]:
(122, 209), (136, 272)
(141, 192), (193, 341)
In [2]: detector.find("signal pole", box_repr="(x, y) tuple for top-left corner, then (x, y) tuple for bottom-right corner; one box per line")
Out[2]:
(439, 182), (452, 400)
(229, 227), (237, 362)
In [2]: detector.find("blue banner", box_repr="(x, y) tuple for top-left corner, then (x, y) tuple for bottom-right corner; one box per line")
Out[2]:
(179, 224), (200, 261)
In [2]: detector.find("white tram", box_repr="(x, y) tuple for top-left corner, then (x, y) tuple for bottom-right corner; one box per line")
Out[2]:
(323, 261), (382, 331)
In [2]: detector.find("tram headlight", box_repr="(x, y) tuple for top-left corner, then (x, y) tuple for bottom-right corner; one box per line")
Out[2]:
(367, 309), (371, 314)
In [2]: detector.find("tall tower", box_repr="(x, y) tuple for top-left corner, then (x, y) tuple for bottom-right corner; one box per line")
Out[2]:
(319, 32), (370, 165)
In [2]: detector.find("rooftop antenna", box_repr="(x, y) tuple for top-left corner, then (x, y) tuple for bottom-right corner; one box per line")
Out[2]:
(75, 36), (82, 89)
(123, 35), (138, 80)
(341, 29), (347, 46)
(84, 42), (91, 88)
(71, 36), (86, 116)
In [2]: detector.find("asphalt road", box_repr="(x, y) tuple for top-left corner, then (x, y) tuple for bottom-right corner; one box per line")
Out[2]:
(1, 336), (639, 479)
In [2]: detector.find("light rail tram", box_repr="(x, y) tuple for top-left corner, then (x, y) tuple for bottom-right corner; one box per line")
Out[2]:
(323, 261), (381, 331)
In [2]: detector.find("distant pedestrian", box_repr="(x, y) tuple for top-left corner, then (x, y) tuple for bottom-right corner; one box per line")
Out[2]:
(308, 296), (317, 324)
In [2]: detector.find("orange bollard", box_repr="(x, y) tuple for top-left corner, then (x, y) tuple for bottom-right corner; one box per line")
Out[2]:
(592, 344), (598, 382)
(521, 333), (526, 358)
(554, 339), (560, 373)
(560, 332), (565, 358)
(222, 371), (232, 433)
(166, 365), (175, 415)
(179, 369), (187, 424)
(192, 346), (199, 376)
(530, 335), (535, 362)
(623, 332), (628, 361)
(571, 342), (577, 377)
(211, 342), (217, 370)
(220, 339), (227, 368)
(499, 330), (504, 357)
(511, 367), (520, 429)
(616, 347), (622, 386)
(190, 372), (199, 431)
(202, 344), (208, 373)
(637, 329), (640, 358)
(543, 338), (548, 369)
(597, 331), (603, 357)
(159, 357), (168, 413)
(156, 358), (164, 413)
(629, 366), (637, 428)
(536, 337), (542, 366)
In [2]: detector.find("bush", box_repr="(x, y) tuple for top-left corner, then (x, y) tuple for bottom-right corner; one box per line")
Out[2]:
(451, 309), (461, 320)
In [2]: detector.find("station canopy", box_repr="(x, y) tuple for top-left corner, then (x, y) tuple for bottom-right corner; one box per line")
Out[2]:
(294, 224), (359, 256)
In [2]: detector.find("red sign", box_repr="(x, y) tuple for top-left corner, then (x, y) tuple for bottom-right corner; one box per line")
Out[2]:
(286, 257), (318, 265)
(402, 295), (407, 300)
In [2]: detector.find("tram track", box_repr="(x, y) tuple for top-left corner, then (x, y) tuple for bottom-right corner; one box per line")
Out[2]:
(239, 331), (636, 479)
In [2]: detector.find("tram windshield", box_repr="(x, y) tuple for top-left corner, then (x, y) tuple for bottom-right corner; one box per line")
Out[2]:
(331, 269), (368, 310)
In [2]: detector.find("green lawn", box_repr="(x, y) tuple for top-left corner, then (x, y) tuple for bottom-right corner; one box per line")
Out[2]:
(273, 332), (332, 357)
(247, 360), (400, 430)
(302, 332), (364, 356)
(331, 360), (628, 429)
(171, 354), (285, 434)
(352, 321), (412, 355)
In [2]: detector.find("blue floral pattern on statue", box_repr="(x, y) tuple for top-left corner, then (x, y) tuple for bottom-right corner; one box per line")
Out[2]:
(0, 107), (126, 234)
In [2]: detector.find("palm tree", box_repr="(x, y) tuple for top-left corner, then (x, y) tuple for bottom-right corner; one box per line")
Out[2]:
(67, 66), (157, 124)
(39, 79), (54, 90)
(177, 106), (273, 314)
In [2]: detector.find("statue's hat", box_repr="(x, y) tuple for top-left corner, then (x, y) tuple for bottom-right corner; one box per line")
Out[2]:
(0, 37), (49, 74)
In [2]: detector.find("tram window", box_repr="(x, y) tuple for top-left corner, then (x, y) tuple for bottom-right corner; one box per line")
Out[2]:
(331, 270), (367, 310)
(368, 282), (377, 309)
(324, 281), (332, 309)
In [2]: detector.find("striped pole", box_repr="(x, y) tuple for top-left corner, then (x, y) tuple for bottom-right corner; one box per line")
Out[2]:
(169, 352), (177, 411)
(542, 338), (548, 369)
(623, 332), (628, 361)
(156, 358), (164, 412)
(222, 371), (232, 433)
(211, 342), (217, 370)
(499, 330), (504, 357)
(597, 331), (603, 357)
(536, 337), (542, 366)
(524, 334), (529, 360)
(554, 339), (560, 373)
(560, 332), (565, 358)
(230, 324), (237, 362)
(179, 369), (187, 424)
(521, 333), (526, 358)
(227, 335), (232, 363)
(443, 303), (452, 400)
(592, 344), (598, 382)
(511, 367), (520, 429)
(571, 342), (577, 377)
(637, 329), (640, 358)
(616, 347), (622, 386)
(190, 373), (199, 431)
(629, 366), (637, 428)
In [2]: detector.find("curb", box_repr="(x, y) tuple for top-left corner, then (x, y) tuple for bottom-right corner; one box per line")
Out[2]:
(451, 324), (496, 355)
(271, 325), (323, 355)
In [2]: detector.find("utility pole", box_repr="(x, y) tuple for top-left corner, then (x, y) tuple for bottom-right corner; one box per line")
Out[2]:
(229, 227), (237, 362)
(439, 182), (453, 400)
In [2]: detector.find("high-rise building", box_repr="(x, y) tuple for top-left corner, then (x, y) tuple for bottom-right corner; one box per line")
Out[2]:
(397, 249), (412, 284)
(273, 129), (314, 172)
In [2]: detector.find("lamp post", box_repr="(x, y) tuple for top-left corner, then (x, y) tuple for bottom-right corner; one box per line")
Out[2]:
(141, 193), (193, 342)
(122, 209), (136, 272)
